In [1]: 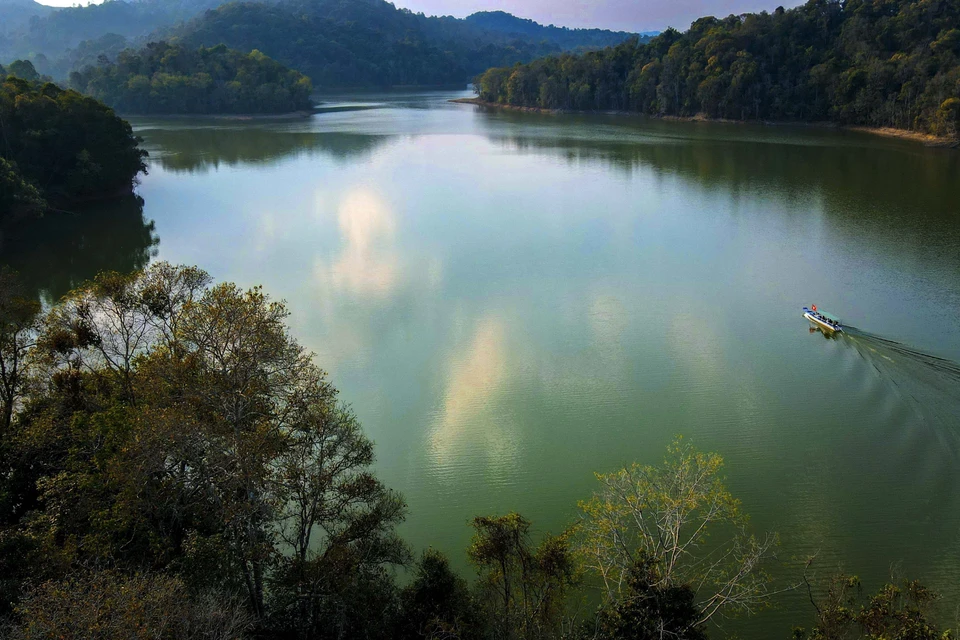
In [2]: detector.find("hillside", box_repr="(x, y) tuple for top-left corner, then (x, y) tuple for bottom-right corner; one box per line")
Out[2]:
(3, 0), (636, 88)
(461, 10), (636, 49)
(0, 0), (243, 61)
(172, 0), (636, 88)
(0, 72), (147, 223)
(0, 0), (53, 35)
(474, 0), (960, 138)
(67, 41), (313, 114)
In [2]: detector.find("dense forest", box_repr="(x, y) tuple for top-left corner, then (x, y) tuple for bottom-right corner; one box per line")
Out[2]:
(67, 42), (313, 114)
(0, 262), (953, 640)
(0, 71), (147, 224)
(475, 0), (960, 137)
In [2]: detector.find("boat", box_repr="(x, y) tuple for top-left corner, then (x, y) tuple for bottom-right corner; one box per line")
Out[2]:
(803, 305), (842, 333)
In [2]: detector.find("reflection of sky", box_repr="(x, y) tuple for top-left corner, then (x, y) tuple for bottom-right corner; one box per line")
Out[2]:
(134, 95), (960, 639)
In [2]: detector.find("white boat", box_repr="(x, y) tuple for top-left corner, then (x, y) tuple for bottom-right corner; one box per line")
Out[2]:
(803, 306), (842, 332)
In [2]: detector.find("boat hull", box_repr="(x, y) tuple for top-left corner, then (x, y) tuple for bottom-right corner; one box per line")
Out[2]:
(804, 311), (842, 333)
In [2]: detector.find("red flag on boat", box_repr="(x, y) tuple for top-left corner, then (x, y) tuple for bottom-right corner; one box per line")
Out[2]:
(812, 304), (817, 311)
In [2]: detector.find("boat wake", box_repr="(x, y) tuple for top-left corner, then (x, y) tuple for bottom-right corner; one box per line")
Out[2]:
(841, 326), (960, 443)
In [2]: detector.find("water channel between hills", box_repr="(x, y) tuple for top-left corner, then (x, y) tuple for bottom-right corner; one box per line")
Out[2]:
(13, 89), (960, 638)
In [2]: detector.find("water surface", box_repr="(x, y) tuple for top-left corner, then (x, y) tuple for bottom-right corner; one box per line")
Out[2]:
(10, 90), (960, 637)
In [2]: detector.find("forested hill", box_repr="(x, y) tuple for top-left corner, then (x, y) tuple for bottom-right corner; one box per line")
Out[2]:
(68, 42), (313, 114)
(0, 72), (147, 223)
(454, 11), (636, 49)
(162, 0), (640, 88)
(0, 0), (229, 59)
(475, 0), (960, 138)
(2, 0), (637, 88)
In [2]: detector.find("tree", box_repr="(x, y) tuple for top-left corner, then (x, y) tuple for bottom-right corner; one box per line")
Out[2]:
(0, 76), (147, 206)
(468, 513), (578, 640)
(473, 0), (960, 138)
(0, 270), (40, 433)
(794, 571), (952, 640)
(0, 263), (409, 638)
(5, 60), (39, 81)
(578, 437), (780, 630)
(0, 158), (44, 224)
(395, 549), (481, 640)
(67, 42), (314, 115)
(595, 557), (707, 640)
(8, 570), (251, 640)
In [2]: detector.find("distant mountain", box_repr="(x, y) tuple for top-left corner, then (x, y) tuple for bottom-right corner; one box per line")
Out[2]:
(0, 0), (232, 60)
(461, 11), (636, 49)
(172, 0), (637, 88)
(0, 0), (53, 35)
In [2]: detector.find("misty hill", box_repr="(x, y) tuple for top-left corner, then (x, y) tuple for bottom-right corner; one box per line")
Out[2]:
(0, 0), (53, 35)
(0, 0), (238, 61)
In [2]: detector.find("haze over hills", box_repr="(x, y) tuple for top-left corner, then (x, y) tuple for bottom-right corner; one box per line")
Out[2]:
(0, 0), (54, 34)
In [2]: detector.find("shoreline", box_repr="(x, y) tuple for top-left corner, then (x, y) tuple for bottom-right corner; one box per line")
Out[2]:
(450, 98), (958, 148)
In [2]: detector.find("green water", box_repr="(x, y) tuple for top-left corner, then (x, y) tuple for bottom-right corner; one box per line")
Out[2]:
(7, 90), (960, 637)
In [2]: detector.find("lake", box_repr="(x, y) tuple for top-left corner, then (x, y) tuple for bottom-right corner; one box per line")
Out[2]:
(9, 89), (960, 637)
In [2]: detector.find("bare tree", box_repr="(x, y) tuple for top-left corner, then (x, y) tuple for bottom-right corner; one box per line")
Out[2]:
(577, 437), (782, 627)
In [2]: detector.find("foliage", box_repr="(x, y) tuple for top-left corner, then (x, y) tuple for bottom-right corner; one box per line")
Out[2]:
(578, 437), (780, 627)
(68, 41), (313, 114)
(0, 158), (44, 224)
(5, 59), (39, 81)
(395, 548), (482, 640)
(0, 269), (40, 433)
(474, 0), (960, 136)
(0, 75), (147, 212)
(794, 572), (953, 640)
(468, 512), (579, 640)
(0, 263), (408, 637)
(8, 570), (251, 639)
(595, 557), (707, 640)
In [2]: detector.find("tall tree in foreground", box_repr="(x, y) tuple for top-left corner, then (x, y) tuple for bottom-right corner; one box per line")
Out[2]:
(578, 437), (781, 635)
(469, 513), (578, 640)
(0, 263), (408, 638)
(0, 270), (39, 433)
(794, 572), (950, 640)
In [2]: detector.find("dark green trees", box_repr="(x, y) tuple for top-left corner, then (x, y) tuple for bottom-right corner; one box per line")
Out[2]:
(0, 75), (147, 216)
(0, 264), (407, 638)
(475, 0), (960, 137)
(68, 42), (313, 114)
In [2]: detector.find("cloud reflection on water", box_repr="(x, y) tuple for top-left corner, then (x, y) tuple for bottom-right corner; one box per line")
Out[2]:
(427, 314), (520, 479)
(316, 189), (400, 298)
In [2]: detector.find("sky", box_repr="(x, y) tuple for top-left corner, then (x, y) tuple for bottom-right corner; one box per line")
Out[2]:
(393, 0), (803, 31)
(33, 0), (805, 32)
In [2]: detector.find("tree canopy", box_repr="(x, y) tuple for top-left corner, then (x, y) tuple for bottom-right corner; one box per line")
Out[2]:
(0, 74), (147, 220)
(475, 0), (960, 137)
(68, 41), (313, 114)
